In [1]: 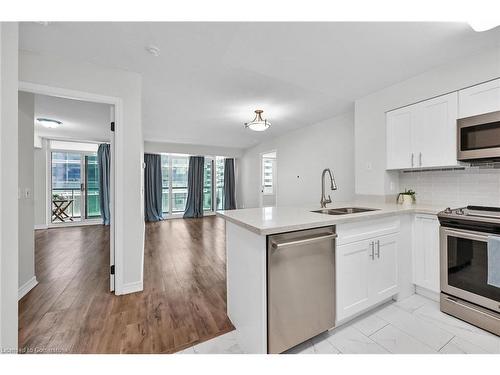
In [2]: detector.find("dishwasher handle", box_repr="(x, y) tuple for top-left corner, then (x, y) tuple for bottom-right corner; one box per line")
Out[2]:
(270, 233), (337, 250)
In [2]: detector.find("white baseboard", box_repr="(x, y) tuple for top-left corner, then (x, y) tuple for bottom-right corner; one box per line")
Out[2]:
(118, 281), (143, 295)
(18, 276), (38, 300)
(415, 285), (440, 302)
(34, 224), (48, 230)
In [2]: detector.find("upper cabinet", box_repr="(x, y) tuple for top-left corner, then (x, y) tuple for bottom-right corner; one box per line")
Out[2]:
(386, 92), (458, 170)
(458, 78), (500, 118)
(386, 106), (413, 169)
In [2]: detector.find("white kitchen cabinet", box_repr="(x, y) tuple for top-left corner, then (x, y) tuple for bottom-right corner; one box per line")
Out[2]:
(413, 214), (440, 293)
(336, 239), (371, 320)
(386, 92), (458, 170)
(336, 220), (399, 321)
(415, 92), (458, 168)
(371, 233), (399, 300)
(459, 78), (500, 118)
(386, 106), (413, 169)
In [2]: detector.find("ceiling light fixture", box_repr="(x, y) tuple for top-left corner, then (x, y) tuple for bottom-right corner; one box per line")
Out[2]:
(145, 45), (161, 57)
(244, 110), (271, 132)
(468, 20), (500, 32)
(37, 118), (62, 129)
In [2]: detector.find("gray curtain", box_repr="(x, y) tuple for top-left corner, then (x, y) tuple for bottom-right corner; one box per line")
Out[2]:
(144, 153), (163, 222)
(97, 144), (111, 225)
(184, 156), (205, 218)
(224, 158), (236, 210)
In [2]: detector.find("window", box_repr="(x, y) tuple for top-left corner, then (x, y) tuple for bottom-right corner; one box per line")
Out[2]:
(204, 158), (213, 211)
(171, 156), (189, 212)
(161, 155), (169, 214)
(262, 153), (276, 195)
(215, 157), (225, 210)
(51, 149), (101, 223)
(161, 154), (226, 216)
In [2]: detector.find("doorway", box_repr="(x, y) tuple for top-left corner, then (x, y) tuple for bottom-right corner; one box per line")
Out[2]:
(260, 151), (277, 207)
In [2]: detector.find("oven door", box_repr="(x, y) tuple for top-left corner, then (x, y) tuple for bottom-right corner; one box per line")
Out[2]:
(457, 110), (500, 161)
(440, 227), (500, 313)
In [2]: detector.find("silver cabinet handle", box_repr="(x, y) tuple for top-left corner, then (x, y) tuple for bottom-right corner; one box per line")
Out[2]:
(376, 240), (380, 258)
(419, 152), (422, 167)
(271, 233), (337, 250)
(369, 241), (375, 259)
(411, 153), (414, 168)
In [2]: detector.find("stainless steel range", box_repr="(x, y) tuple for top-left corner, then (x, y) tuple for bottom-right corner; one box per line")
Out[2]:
(438, 206), (500, 336)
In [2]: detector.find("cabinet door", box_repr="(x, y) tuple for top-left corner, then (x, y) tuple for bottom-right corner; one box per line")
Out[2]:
(459, 78), (500, 118)
(386, 107), (413, 170)
(336, 240), (371, 321)
(413, 215), (440, 293)
(414, 92), (458, 168)
(370, 233), (398, 302)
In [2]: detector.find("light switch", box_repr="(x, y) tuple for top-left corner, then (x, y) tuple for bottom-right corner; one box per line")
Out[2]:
(24, 188), (32, 199)
(366, 162), (373, 171)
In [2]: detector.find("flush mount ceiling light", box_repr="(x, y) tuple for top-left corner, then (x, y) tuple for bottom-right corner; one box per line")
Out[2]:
(244, 110), (271, 132)
(145, 45), (161, 57)
(37, 118), (62, 129)
(468, 20), (500, 32)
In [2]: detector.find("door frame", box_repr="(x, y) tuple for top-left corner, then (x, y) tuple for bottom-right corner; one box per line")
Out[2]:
(259, 150), (278, 207)
(19, 81), (121, 294)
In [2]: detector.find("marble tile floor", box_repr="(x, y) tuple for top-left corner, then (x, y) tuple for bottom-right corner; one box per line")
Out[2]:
(176, 294), (500, 354)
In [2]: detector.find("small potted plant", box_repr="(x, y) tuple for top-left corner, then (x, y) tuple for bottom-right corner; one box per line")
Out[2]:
(397, 189), (416, 206)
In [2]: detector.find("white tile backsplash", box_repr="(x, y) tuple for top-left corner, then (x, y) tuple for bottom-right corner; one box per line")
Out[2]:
(399, 167), (500, 208)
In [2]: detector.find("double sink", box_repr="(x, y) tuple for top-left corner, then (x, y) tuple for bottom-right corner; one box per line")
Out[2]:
(311, 207), (379, 215)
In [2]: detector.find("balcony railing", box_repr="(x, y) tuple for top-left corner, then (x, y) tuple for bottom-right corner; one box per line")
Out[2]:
(51, 187), (101, 222)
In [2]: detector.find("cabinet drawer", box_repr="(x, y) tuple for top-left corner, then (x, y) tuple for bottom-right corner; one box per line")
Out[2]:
(337, 217), (400, 246)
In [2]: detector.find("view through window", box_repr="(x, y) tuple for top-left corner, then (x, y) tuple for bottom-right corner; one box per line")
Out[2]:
(161, 154), (227, 216)
(51, 151), (101, 223)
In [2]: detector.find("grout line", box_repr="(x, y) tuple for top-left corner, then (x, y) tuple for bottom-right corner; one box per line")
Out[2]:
(437, 336), (455, 352)
(367, 321), (390, 337)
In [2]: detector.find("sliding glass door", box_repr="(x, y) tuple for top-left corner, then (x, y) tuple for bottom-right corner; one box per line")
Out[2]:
(161, 154), (226, 217)
(51, 151), (101, 224)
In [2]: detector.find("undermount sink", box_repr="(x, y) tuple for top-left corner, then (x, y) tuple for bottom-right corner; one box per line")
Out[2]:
(311, 207), (379, 215)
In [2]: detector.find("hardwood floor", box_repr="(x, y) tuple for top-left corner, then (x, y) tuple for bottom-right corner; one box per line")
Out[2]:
(19, 216), (234, 354)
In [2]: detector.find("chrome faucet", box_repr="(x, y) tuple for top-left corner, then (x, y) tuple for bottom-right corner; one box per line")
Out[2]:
(320, 168), (338, 208)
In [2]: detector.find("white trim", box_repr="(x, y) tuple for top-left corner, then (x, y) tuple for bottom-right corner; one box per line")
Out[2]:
(19, 81), (124, 295)
(34, 224), (48, 230)
(118, 281), (143, 295)
(415, 285), (440, 302)
(18, 277), (38, 300)
(48, 220), (102, 229)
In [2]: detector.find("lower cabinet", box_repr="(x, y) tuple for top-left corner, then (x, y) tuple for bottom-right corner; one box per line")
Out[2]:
(336, 220), (399, 322)
(413, 214), (440, 293)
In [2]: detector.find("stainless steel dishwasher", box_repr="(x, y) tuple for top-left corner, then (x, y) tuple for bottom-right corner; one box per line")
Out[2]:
(267, 226), (336, 354)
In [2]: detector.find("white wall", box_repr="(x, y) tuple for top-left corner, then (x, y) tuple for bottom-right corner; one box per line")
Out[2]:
(0, 22), (19, 351)
(19, 50), (144, 294)
(144, 141), (243, 158)
(355, 46), (500, 196)
(33, 139), (47, 228)
(18, 91), (36, 292)
(240, 111), (355, 209)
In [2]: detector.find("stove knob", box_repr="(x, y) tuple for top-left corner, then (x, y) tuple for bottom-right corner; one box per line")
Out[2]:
(456, 208), (465, 215)
(444, 207), (452, 214)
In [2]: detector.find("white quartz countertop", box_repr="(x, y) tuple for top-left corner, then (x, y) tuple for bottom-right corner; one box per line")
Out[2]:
(216, 201), (445, 235)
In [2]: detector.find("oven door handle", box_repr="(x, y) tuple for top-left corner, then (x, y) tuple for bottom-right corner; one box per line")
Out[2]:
(442, 228), (489, 242)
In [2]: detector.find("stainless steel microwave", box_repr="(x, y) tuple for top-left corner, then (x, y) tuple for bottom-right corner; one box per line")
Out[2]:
(457, 110), (500, 161)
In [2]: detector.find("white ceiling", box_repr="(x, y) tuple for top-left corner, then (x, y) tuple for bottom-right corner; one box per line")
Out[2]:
(34, 94), (111, 142)
(19, 22), (500, 149)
